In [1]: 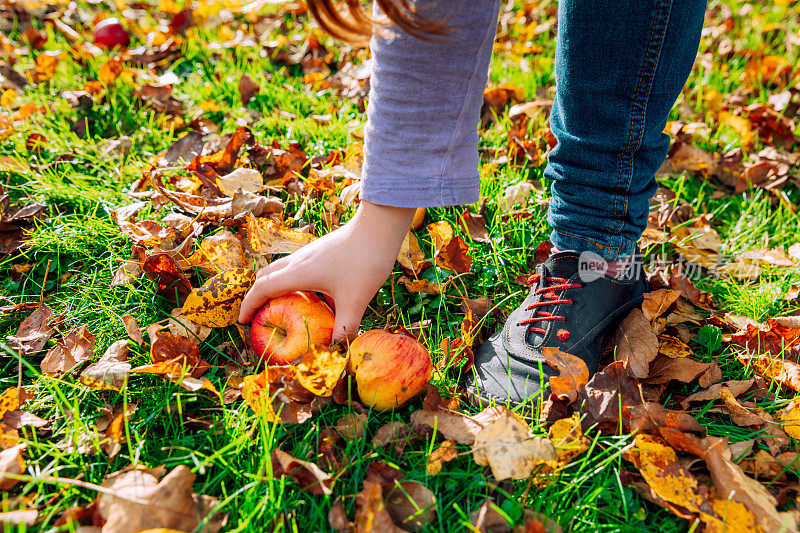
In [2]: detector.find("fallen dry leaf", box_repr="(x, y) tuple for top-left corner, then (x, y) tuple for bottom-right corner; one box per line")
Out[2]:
(188, 230), (247, 272)
(132, 360), (218, 395)
(548, 413), (590, 465)
(41, 325), (95, 376)
(0, 443), (25, 490)
(6, 304), (53, 356)
(642, 289), (681, 321)
(427, 440), (458, 475)
(243, 214), (316, 255)
(780, 398), (800, 440)
(150, 330), (209, 378)
(471, 408), (557, 481)
(611, 308), (659, 379)
(411, 405), (506, 446)
(396, 231), (426, 274)
(459, 209), (491, 244)
(680, 379), (754, 409)
(97, 464), (223, 533)
(705, 437), (795, 532)
(271, 447), (334, 495)
(181, 268), (255, 327)
(168, 307), (212, 341)
(80, 340), (131, 391)
(385, 481), (437, 532)
(541, 347), (589, 402)
(295, 346), (347, 397)
(143, 253), (192, 299)
(657, 334), (692, 359)
(354, 479), (400, 533)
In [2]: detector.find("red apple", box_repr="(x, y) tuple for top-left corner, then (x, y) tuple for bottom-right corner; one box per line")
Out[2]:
(251, 291), (334, 365)
(94, 18), (130, 49)
(348, 329), (432, 411)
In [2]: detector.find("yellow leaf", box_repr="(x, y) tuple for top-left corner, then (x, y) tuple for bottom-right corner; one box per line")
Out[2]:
(0, 89), (18, 109)
(188, 230), (247, 272)
(181, 268), (255, 327)
(396, 231), (425, 273)
(244, 215), (316, 255)
(658, 334), (693, 359)
(547, 413), (589, 465)
(295, 346), (347, 397)
(781, 398), (800, 440)
(720, 112), (754, 150)
(241, 369), (282, 422)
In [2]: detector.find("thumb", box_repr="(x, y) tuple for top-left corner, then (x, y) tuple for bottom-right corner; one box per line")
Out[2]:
(331, 302), (364, 343)
(238, 268), (306, 324)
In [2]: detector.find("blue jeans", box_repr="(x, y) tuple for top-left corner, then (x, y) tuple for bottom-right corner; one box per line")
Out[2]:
(361, 0), (706, 261)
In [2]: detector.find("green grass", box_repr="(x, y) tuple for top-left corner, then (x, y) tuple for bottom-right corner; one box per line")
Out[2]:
(0, 0), (799, 531)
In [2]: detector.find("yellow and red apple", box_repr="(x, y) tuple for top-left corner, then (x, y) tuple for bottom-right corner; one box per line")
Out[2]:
(251, 291), (334, 365)
(348, 329), (432, 411)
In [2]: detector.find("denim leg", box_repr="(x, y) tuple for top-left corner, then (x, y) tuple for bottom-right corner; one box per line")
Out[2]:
(545, 0), (706, 261)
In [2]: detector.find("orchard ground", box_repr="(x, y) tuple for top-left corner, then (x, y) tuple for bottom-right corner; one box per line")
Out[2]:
(0, 0), (800, 531)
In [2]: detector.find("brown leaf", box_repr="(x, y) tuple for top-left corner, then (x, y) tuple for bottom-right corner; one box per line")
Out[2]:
(238, 73), (260, 105)
(143, 253), (191, 299)
(168, 308), (212, 341)
(459, 210), (491, 244)
(578, 361), (643, 434)
(705, 437), (795, 532)
(385, 481), (437, 532)
(80, 340), (131, 391)
(680, 379), (754, 409)
(398, 276), (441, 295)
(541, 347), (589, 402)
(354, 480), (400, 533)
(271, 448), (333, 495)
(436, 236), (472, 273)
(372, 421), (414, 456)
(328, 497), (353, 532)
(181, 268), (255, 327)
(97, 464), (223, 533)
(410, 405), (506, 446)
(121, 315), (144, 346)
(471, 408), (557, 481)
(611, 308), (658, 379)
(719, 388), (773, 427)
(642, 289), (681, 321)
(150, 330), (208, 378)
(41, 325), (95, 376)
(243, 215), (316, 255)
(335, 412), (368, 441)
(6, 304), (54, 356)
(645, 355), (716, 385)
(731, 318), (800, 357)
(745, 355), (800, 392)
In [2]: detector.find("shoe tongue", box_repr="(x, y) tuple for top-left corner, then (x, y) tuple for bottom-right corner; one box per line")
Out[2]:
(542, 251), (580, 279)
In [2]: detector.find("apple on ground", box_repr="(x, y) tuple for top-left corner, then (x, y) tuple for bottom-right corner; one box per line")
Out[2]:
(348, 329), (432, 411)
(94, 18), (130, 49)
(250, 291), (334, 365)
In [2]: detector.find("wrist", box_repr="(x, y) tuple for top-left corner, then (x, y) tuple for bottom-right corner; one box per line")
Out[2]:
(352, 200), (416, 240)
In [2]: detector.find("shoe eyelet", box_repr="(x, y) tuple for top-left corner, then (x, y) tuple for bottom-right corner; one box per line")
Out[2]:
(556, 329), (570, 342)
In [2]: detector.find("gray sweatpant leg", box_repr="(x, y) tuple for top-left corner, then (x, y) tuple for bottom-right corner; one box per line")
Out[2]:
(360, 0), (501, 208)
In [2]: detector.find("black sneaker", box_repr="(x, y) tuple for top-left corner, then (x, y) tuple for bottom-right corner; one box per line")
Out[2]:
(464, 250), (648, 408)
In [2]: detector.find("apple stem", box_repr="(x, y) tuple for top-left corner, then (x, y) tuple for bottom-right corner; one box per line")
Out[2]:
(261, 321), (287, 337)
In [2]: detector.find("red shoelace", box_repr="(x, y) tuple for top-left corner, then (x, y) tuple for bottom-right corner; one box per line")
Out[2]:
(517, 273), (582, 340)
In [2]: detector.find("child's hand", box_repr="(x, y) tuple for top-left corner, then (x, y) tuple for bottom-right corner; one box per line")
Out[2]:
(238, 200), (415, 342)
